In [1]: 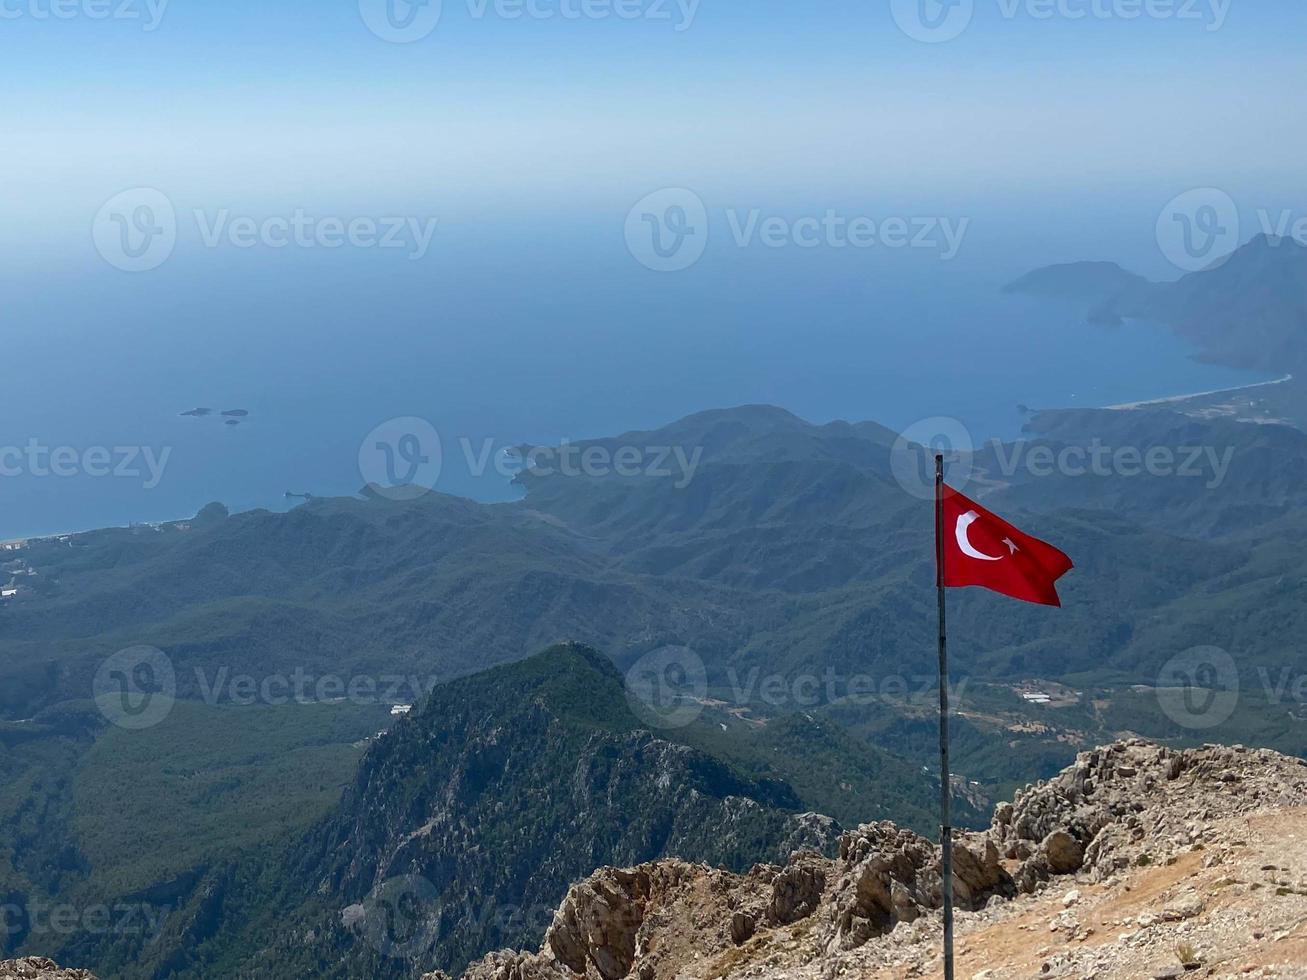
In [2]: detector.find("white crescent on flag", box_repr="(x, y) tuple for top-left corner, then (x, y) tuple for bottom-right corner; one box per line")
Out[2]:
(955, 510), (1003, 561)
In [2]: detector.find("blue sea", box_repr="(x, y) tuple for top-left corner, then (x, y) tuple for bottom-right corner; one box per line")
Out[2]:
(0, 207), (1267, 541)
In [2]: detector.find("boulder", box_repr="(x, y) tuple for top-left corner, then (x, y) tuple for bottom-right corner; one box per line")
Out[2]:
(768, 850), (826, 925)
(1040, 830), (1085, 875)
(730, 910), (756, 945)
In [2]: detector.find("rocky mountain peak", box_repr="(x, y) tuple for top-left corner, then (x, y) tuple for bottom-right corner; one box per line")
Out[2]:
(431, 739), (1307, 980)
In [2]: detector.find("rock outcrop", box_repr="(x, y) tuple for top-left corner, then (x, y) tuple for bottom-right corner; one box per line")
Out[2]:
(993, 740), (1307, 890)
(434, 739), (1307, 980)
(0, 960), (97, 980)
(825, 821), (1010, 951)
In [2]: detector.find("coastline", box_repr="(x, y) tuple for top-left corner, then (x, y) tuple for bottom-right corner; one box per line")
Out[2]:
(1, 525), (162, 548)
(1105, 373), (1294, 411)
(4, 372), (1300, 545)
(1, 512), (204, 548)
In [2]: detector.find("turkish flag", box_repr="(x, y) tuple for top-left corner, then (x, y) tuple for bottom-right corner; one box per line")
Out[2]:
(938, 484), (1074, 607)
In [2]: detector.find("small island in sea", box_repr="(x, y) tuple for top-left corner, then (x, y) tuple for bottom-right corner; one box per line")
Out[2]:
(180, 407), (251, 424)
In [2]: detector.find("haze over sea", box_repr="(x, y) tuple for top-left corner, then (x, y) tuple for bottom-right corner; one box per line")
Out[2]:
(3, 0), (1303, 540)
(0, 206), (1269, 541)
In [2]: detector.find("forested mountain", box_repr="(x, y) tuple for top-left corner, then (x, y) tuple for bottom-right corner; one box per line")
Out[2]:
(6, 399), (1307, 976)
(48, 645), (860, 979)
(7, 398), (1307, 718)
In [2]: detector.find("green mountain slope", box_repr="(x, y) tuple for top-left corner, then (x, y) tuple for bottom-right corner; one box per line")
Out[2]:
(85, 644), (847, 979)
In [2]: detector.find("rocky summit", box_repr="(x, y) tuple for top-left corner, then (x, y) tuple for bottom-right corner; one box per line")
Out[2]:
(423, 740), (1307, 980)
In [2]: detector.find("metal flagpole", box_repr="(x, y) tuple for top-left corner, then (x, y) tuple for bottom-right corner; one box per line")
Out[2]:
(935, 453), (955, 980)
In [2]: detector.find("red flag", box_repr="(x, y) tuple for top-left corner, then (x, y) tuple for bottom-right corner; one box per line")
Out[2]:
(937, 484), (1073, 607)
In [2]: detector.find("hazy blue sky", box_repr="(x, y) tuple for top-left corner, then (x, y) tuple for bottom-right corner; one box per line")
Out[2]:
(2, 0), (1305, 536)
(5, 1), (1305, 236)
